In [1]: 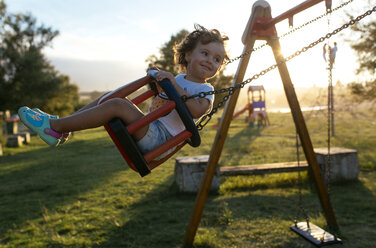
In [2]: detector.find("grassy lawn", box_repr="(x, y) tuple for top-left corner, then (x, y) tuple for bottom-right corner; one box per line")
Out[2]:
(0, 110), (375, 247)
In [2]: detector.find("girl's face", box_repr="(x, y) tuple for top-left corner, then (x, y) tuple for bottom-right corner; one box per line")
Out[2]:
(185, 41), (226, 83)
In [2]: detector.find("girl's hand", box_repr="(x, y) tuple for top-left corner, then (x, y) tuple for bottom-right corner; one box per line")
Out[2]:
(155, 71), (209, 119)
(155, 71), (177, 85)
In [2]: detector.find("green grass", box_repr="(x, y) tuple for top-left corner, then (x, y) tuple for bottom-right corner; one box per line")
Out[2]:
(0, 110), (375, 248)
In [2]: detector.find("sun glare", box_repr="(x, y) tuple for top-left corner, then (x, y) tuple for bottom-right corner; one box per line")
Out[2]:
(223, 11), (355, 92)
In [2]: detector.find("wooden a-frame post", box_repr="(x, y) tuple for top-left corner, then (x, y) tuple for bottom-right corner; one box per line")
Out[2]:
(183, 1), (339, 247)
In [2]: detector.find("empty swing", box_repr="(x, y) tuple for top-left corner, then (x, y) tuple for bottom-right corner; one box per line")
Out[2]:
(290, 30), (342, 245)
(98, 70), (200, 177)
(290, 130), (342, 247)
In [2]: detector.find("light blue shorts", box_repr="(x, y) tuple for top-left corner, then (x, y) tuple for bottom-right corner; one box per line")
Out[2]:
(137, 120), (173, 159)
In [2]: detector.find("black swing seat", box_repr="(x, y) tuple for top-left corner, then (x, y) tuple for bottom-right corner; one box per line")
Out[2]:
(291, 222), (342, 247)
(98, 71), (200, 177)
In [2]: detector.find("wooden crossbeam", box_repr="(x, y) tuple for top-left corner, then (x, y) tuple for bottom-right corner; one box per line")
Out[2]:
(220, 161), (308, 176)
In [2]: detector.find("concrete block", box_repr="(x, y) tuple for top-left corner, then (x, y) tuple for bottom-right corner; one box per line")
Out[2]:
(17, 132), (30, 144)
(314, 147), (359, 183)
(6, 135), (24, 148)
(174, 155), (220, 193)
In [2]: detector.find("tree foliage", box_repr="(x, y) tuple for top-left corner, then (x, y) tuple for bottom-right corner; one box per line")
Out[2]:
(145, 28), (233, 108)
(0, 0), (79, 116)
(146, 29), (189, 76)
(346, 6), (376, 103)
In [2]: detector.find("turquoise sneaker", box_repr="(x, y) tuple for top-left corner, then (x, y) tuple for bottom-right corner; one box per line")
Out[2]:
(33, 108), (59, 119)
(32, 108), (71, 145)
(18, 106), (62, 146)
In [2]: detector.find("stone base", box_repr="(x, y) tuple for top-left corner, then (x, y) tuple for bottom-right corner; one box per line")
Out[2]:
(17, 132), (30, 144)
(314, 147), (359, 183)
(174, 155), (220, 193)
(6, 135), (24, 147)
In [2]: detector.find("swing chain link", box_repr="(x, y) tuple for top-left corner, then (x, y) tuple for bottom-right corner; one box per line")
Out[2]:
(224, 42), (268, 65)
(189, 6), (376, 130)
(295, 129), (310, 223)
(224, 0), (355, 65)
(327, 63), (333, 195)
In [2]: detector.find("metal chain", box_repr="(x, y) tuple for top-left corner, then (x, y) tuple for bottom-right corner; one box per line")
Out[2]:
(327, 64), (333, 195)
(224, 41), (269, 65)
(326, 9), (333, 199)
(188, 6), (376, 130)
(295, 129), (309, 224)
(224, 0), (355, 65)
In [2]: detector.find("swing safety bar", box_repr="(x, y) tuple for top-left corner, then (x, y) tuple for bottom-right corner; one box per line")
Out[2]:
(262, 0), (331, 29)
(127, 101), (176, 135)
(98, 71), (200, 177)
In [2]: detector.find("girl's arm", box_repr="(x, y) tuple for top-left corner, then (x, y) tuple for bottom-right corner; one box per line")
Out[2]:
(155, 71), (210, 119)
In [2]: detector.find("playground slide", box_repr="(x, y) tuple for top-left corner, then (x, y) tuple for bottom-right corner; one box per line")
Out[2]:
(232, 103), (250, 120)
(212, 103), (250, 129)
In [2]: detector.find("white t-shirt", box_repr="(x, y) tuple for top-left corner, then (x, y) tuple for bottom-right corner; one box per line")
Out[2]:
(153, 74), (214, 136)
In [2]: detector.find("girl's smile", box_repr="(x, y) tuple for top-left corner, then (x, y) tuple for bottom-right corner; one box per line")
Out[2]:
(185, 41), (226, 83)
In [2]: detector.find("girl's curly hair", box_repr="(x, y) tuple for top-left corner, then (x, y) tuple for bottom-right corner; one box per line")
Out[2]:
(174, 24), (229, 70)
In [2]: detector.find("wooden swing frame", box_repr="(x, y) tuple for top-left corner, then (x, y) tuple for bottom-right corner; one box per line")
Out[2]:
(183, 0), (339, 246)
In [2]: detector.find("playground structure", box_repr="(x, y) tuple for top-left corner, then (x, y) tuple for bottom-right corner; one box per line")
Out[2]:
(247, 85), (269, 126)
(214, 85), (269, 128)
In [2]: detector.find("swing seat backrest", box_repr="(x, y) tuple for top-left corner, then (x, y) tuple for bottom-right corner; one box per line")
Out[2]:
(98, 72), (200, 177)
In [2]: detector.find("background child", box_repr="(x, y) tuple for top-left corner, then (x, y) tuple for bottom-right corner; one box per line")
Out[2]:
(18, 24), (229, 155)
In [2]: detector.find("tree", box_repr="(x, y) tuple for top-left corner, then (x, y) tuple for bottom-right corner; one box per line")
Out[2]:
(346, 5), (376, 103)
(146, 28), (233, 108)
(0, 0), (79, 116)
(146, 29), (189, 76)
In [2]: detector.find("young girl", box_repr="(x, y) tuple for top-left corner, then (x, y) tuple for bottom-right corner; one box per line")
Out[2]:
(18, 24), (229, 155)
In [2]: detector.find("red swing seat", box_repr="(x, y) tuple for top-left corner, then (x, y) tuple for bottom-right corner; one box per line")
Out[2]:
(98, 71), (200, 177)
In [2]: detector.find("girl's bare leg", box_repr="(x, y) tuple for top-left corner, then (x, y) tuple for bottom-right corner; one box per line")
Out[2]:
(71, 92), (109, 114)
(50, 98), (148, 141)
(75, 98), (101, 113)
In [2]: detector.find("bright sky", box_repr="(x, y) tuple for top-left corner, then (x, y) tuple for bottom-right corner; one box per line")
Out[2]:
(6, 0), (368, 92)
